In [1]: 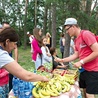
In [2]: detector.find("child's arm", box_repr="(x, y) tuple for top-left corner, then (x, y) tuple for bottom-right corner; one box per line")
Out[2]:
(56, 64), (66, 69)
(46, 53), (51, 57)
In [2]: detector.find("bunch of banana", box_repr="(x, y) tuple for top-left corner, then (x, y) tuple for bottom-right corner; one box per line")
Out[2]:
(63, 74), (76, 84)
(41, 88), (50, 96)
(32, 74), (73, 98)
(32, 87), (40, 98)
(57, 79), (71, 93)
(32, 87), (50, 98)
(32, 84), (50, 98)
(46, 84), (60, 97)
(39, 89), (50, 98)
(55, 81), (62, 92)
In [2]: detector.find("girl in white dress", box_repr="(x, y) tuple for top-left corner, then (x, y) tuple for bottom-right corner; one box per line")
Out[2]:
(41, 36), (52, 72)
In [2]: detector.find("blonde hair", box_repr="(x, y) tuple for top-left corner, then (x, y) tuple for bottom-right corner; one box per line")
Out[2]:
(46, 32), (51, 37)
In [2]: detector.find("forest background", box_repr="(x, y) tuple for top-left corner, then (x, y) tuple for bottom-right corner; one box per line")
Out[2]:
(0, 0), (98, 58)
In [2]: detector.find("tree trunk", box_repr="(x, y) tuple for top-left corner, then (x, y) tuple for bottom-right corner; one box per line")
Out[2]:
(34, 0), (37, 27)
(48, 8), (52, 33)
(43, 4), (48, 35)
(51, 2), (56, 47)
(85, 0), (92, 16)
(63, 2), (72, 60)
(23, 0), (28, 49)
(64, 33), (71, 64)
(81, 0), (86, 11)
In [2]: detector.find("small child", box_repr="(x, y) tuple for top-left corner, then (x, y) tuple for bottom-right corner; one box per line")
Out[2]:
(50, 47), (67, 70)
(27, 32), (34, 53)
(41, 36), (52, 65)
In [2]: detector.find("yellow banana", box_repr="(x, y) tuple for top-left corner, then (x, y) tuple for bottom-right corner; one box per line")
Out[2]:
(32, 87), (40, 98)
(64, 82), (71, 91)
(50, 91), (59, 97)
(69, 79), (75, 84)
(46, 84), (58, 97)
(41, 88), (50, 96)
(64, 74), (75, 78)
(55, 82), (62, 91)
(47, 84), (53, 92)
(39, 89), (50, 98)
(50, 85), (60, 96)
(62, 85), (67, 93)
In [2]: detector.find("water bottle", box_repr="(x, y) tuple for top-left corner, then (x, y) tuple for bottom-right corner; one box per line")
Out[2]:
(24, 82), (33, 98)
(18, 79), (25, 98)
(77, 94), (82, 98)
(24, 82), (29, 98)
(34, 70), (36, 73)
(25, 82), (34, 98)
(12, 77), (19, 97)
(29, 82), (34, 97)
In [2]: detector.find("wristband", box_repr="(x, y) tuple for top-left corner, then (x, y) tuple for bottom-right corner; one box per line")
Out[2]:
(80, 60), (84, 65)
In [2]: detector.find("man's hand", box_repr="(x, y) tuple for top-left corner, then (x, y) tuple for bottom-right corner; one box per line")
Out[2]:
(73, 61), (82, 69)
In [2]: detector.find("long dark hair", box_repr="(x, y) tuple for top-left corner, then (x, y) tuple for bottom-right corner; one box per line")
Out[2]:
(33, 28), (42, 47)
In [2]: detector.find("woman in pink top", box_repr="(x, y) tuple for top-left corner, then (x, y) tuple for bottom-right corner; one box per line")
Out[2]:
(32, 28), (42, 70)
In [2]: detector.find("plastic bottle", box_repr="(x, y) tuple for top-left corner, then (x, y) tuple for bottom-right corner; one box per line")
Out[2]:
(18, 79), (25, 98)
(24, 82), (30, 98)
(77, 94), (82, 98)
(12, 77), (19, 97)
(24, 82), (33, 98)
(34, 70), (36, 73)
(29, 82), (34, 98)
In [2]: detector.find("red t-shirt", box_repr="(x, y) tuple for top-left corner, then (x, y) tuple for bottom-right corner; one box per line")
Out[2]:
(75, 30), (98, 71)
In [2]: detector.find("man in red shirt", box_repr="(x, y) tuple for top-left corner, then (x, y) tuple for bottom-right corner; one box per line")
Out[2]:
(55, 18), (98, 98)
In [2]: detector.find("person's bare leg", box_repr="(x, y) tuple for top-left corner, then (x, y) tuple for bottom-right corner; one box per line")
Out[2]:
(83, 89), (86, 98)
(86, 93), (95, 98)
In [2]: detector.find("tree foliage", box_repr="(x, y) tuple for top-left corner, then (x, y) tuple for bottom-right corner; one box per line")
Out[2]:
(0, 0), (98, 50)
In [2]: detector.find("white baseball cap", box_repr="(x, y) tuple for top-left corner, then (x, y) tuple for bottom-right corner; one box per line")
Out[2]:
(64, 18), (77, 26)
(27, 31), (30, 34)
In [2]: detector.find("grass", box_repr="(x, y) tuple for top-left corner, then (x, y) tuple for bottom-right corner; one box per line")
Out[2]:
(16, 46), (62, 71)
(15, 46), (35, 71)
(15, 46), (98, 98)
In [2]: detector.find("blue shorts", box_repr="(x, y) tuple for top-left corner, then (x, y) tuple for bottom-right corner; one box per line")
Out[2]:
(79, 70), (98, 94)
(0, 84), (9, 98)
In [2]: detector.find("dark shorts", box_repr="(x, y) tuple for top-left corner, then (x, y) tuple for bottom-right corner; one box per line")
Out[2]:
(79, 70), (98, 94)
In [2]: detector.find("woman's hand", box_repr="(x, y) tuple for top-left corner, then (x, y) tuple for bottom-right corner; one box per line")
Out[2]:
(42, 76), (49, 82)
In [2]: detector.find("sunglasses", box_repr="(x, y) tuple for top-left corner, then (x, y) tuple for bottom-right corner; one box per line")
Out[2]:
(65, 25), (72, 31)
